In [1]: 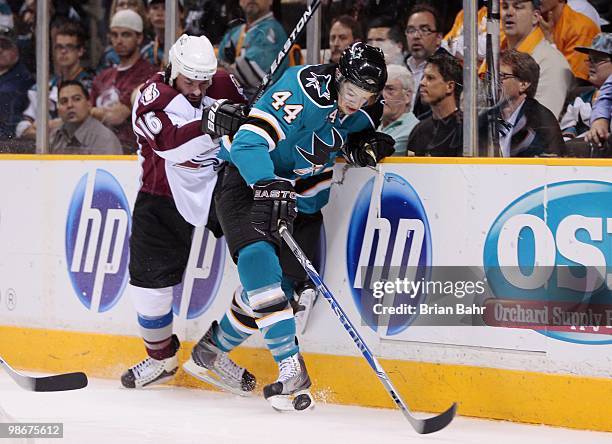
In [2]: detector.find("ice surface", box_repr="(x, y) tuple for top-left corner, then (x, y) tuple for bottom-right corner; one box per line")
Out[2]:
(0, 373), (610, 444)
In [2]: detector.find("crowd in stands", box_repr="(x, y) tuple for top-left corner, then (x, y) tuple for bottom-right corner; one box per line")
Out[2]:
(0, 0), (610, 157)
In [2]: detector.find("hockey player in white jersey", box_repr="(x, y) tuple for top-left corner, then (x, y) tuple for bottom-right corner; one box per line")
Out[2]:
(121, 34), (255, 392)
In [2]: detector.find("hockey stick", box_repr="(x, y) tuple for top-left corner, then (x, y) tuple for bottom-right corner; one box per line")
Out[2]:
(0, 356), (88, 392)
(278, 224), (457, 434)
(248, 0), (322, 107)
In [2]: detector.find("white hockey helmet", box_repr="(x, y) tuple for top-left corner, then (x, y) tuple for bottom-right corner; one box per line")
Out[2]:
(168, 34), (217, 86)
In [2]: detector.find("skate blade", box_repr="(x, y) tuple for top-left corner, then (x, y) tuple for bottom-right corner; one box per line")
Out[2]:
(137, 372), (176, 389)
(183, 359), (251, 397)
(267, 389), (315, 412)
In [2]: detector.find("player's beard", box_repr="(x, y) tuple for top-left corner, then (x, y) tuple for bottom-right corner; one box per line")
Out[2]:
(186, 96), (202, 108)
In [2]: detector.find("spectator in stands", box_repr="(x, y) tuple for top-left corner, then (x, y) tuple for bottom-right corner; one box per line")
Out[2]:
(50, 80), (122, 154)
(328, 15), (362, 64)
(98, 0), (148, 71)
(366, 17), (406, 65)
(14, 0), (37, 73)
(217, 0), (286, 98)
(480, 50), (565, 157)
(499, 0), (572, 118)
(444, 0), (605, 61)
(585, 37), (612, 154)
(90, 10), (157, 153)
(0, 30), (33, 140)
(141, 0), (184, 69)
(16, 20), (94, 140)
(378, 64), (418, 156)
(562, 33), (612, 144)
(0, 0), (13, 32)
(538, 0), (599, 83)
(406, 53), (464, 157)
(567, 0), (606, 28)
(444, 1), (488, 62)
(405, 3), (452, 120)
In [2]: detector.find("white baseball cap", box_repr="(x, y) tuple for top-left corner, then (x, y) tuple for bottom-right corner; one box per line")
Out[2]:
(110, 9), (143, 33)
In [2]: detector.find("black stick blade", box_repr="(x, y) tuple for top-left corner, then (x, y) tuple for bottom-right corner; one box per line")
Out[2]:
(413, 402), (458, 434)
(33, 372), (88, 392)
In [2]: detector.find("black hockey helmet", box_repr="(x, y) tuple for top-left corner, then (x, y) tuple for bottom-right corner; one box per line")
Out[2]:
(337, 42), (387, 94)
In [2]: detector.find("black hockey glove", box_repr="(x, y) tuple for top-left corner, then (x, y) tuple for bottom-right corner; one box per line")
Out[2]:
(343, 131), (396, 167)
(201, 99), (247, 137)
(251, 179), (297, 245)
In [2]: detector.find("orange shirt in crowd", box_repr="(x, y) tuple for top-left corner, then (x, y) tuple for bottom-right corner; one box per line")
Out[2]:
(551, 4), (599, 81)
(444, 6), (488, 42)
(460, 4), (598, 82)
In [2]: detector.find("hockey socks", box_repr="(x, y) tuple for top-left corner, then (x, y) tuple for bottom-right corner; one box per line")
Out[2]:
(213, 287), (258, 353)
(138, 311), (175, 359)
(129, 285), (178, 360)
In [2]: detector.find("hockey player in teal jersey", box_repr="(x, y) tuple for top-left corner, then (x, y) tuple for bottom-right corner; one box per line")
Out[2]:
(184, 42), (395, 410)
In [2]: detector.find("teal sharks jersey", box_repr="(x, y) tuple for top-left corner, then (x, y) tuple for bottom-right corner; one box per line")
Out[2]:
(219, 64), (383, 213)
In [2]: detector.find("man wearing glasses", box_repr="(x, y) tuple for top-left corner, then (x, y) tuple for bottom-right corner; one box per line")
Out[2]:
(16, 21), (95, 141)
(480, 50), (564, 157)
(583, 34), (612, 154)
(405, 3), (452, 120)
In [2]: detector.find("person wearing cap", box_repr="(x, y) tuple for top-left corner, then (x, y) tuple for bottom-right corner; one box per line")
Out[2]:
(584, 34), (612, 154)
(90, 9), (157, 154)
(140, 0), (184, 69)
(496, 0), (573, 118)
(121, 34), (247, 390)
(217, 0), (288, 99)
(0, 30), (33, 141)
(98, 0), (149, 71)
(561, 34), (612, 150)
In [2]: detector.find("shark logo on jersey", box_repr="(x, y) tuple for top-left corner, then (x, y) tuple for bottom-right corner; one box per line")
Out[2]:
(295, 128), (344, 175)
(304, 72), (332, 100)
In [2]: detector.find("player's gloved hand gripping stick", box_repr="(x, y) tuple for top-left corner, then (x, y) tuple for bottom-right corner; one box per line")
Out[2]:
(278, 223), (457, 434)
(251, 179), (298, 243)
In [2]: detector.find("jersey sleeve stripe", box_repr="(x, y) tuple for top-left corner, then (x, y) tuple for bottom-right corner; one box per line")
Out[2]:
(248, 108), (286, 141)
(297, 177), (333, 198)
(152, 134), (215, 162)
(240, 123), (276, 151)
(294, 169), (333, 195)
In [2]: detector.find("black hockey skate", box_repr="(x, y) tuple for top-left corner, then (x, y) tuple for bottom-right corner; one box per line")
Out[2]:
(183, 321), (256, 396)
(263, 353), (314, 411)
(121, 334), (179, 389)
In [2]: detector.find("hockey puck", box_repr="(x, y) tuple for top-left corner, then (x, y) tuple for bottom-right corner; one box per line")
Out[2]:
(293, 393), (312, 411)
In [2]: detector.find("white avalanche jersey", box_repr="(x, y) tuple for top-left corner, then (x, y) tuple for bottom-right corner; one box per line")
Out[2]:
(132, 73), (236, 226)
